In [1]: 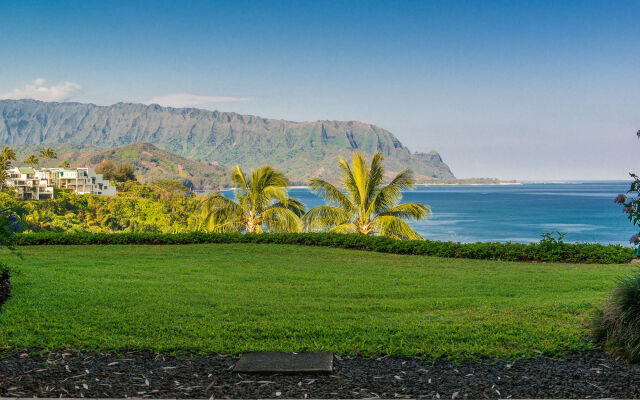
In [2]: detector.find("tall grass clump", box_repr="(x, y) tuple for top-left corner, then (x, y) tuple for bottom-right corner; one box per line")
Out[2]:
(592, 270), (640, 362)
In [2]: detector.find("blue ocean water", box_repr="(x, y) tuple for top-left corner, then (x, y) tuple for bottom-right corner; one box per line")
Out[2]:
(220, 182), (637, 245)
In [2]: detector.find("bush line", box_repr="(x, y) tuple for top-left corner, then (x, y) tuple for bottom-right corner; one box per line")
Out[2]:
(12, 232), (634, 264)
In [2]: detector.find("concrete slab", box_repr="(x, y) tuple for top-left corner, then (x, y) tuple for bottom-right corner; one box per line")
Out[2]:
(234, 351), (333, 373)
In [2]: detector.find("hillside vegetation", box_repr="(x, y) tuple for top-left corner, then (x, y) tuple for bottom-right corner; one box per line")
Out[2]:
(13, 143), (228, 188)
(0, 99), (455, 183)
(76, 143), (229, 189)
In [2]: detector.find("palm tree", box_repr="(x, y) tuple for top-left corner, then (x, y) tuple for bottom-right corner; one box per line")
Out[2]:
(0, 147), (16, 163)
(39, 147), (57, 161)
(0, 147), (17, 189)
(24, 154), (39, 169)
(60, 160), (71, 168)
(303, 152), (430, 240)
(199, 165), (305, 233)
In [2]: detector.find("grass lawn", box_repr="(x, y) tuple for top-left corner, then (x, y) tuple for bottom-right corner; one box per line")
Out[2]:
(0, 244), (633, 359)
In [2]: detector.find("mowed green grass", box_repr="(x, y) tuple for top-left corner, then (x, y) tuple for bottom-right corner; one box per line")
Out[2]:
(0, 244), (632, 359)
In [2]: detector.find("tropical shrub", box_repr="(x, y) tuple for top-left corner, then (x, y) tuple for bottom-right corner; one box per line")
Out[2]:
(615, 173), (640, 253)
(592, 270), (640, 362)
(0, 183), (201, 234)
(304, 152), (429, 239)
(12, 232), (633, 264)
(614, 131), (640, 254)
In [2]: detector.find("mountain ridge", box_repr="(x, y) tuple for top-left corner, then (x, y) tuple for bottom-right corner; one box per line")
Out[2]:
(0, 99), (455, 183)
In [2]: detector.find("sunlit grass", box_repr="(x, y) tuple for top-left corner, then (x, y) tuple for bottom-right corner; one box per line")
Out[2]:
(0, 244), (631, 359)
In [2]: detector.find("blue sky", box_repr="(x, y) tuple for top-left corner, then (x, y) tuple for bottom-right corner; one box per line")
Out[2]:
(1, 0), (639, 180)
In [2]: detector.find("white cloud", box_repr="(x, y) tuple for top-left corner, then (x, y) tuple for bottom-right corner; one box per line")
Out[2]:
(144, 92), (253, 108)
(0, 79), (82, 102)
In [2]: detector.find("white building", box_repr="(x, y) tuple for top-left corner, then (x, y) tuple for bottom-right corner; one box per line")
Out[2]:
(6, 167), (54, 200)
(6, 167), (116, 200)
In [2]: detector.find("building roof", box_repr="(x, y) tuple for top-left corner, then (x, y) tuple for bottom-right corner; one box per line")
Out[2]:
(17, 167), (35, 174)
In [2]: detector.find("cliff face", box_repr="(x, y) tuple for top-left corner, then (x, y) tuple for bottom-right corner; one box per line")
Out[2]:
(0, 99), (455, 183)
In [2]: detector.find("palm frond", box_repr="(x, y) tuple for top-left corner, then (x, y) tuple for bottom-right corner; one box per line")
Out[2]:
(372, 215), (424, 240)
(198, 193), (245, 232)
(249, 165), (289, 212)
(328, 223), (358, 234)
(268, 198), (307, 217)
(303, 206), (352, 232)
(262, 207), (303, 233)
(368, 169), (415, 215)
(364, 152), (385, 209)
(378, 203), (431, 220)
(308, 178), (355, 213)
(338, 157), (361, 206)
(261, 185), (288, 208)
(231, 165), (249, 191)
(1, 147), (16, 162)
(349, 152), (369, 209)
(235, 190), (250, 211)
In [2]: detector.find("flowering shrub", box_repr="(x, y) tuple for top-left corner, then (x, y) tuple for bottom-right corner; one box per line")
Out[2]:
(614, 131), (640, 253)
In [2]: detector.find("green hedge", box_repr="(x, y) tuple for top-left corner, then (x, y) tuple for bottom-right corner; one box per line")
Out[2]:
(12, 232), (634, 264)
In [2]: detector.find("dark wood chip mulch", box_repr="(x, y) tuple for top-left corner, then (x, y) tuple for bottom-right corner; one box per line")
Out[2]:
(1, 350), (639, 398)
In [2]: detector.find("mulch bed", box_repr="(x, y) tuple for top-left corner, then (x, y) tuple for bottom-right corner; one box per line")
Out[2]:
(1, 350), (639, 398)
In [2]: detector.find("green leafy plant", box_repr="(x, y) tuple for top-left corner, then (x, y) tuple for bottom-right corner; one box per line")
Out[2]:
(13, 232), (633, 264)
(592, 270), (640, 362)
(198, 165), (305, 233)
(303, 152), (430, 240)
(539, 231), (568, 260)
(614, 130), (640, 255)
(615, 174), (640, 255)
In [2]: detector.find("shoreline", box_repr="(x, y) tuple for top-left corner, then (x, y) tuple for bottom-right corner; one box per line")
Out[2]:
(207, 182), (522, 191)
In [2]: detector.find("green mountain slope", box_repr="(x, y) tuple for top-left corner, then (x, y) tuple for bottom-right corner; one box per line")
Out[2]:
(0, 99), (455, 183)
(76, 142), (230, 189)
(15, 143), (229, 189)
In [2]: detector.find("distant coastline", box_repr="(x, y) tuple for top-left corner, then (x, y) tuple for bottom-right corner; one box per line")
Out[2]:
(214, 180), (520, 191)
(415, 181), (521, 187)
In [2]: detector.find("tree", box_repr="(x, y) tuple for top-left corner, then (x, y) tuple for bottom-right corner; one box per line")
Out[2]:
(95, 160), (116, 180)
(39, 147), (57, 161)
(0, 147), (17, 190)
(95, 160), (135, 182)
(24, 155), (39, 169)
(59, 161), (71, 169)
(114, 163), (136, 182)
(303, 152), (430, 240)
(0, 147), (16, 163)
(199, 165), (305, 233)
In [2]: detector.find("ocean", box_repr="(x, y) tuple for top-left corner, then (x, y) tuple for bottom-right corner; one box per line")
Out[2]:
(220, 181), (637, 245)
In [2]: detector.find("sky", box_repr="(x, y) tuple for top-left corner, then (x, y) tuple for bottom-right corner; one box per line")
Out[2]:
(1, 0), (639, 180)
